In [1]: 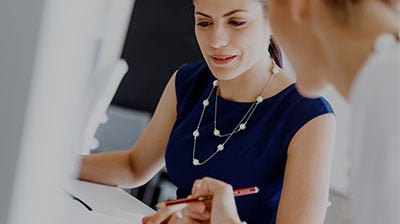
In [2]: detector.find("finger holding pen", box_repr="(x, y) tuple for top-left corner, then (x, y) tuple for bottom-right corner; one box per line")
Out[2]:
(187, 177), (243, 224)
(150, 177), (253, 224)
(157, 184), (259, 208)
(154, 195), (211, 223)
(181, 201), (211, 222)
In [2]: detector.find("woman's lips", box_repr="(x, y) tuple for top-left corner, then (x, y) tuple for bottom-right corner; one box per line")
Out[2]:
(210, 55), (236, 65)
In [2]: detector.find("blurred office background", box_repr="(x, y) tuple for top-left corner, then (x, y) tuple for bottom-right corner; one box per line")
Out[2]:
(91, 0), (350, 223)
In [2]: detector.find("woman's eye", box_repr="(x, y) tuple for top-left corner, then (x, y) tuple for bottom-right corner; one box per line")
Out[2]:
(229, 21), (247, 27)
(197, 21), (212, 28)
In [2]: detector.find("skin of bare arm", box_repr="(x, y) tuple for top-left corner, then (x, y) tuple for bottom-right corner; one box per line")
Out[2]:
(276, 113), (336, 224)
(79, 71), (178, 188)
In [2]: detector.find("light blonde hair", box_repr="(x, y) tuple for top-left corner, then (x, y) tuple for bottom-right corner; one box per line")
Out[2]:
(325, 0), (400, 20)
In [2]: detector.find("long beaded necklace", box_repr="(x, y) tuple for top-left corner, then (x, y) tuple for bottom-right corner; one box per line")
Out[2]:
(192, 60), (280, 166)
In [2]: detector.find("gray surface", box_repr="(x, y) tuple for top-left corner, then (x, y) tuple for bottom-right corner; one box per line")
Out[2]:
(325, 191), (349, 224)
(93, 105), (151, 152)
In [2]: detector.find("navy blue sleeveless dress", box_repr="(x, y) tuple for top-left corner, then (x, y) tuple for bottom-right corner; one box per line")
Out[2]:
(165, 61), (334, 223)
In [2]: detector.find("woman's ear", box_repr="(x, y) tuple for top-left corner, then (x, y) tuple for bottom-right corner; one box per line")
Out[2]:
(289, 0), (311, 23)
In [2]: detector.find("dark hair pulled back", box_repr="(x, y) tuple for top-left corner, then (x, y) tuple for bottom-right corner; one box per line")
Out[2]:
(258, 0), (282, 68)
(268, 38), (282, 68)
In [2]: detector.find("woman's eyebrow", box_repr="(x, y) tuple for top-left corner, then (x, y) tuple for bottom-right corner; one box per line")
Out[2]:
(195, 9), (248, 18)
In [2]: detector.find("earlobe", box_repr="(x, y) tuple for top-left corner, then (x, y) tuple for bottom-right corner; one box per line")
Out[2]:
(289, 0), (310, 23)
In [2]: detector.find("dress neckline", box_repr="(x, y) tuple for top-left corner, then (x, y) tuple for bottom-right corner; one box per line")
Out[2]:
(217, 83), (296, 105)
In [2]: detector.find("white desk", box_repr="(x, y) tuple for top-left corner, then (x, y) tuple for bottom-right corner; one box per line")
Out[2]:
(65, 179), (155, 224)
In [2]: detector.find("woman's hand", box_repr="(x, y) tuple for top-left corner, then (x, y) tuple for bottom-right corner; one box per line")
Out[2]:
(142, 177), (242, 224)
(180, 177), (242, 224)
(142, 203), (187, 224)
(142, 204), (186, 224)
(142, 198), (210, 224)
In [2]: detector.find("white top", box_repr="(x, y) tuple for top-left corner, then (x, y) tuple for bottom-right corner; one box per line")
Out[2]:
(349, 33), (400, 224)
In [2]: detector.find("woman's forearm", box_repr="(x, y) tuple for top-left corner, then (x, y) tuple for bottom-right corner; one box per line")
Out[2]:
(78, 150), (139, 187)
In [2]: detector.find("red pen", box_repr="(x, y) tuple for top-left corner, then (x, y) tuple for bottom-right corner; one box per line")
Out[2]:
(156, 186), (259, 208)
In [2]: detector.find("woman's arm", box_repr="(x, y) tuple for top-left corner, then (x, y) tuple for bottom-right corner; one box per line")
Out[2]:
(79, 71), (178, 188)
(277, 113), (336, 224)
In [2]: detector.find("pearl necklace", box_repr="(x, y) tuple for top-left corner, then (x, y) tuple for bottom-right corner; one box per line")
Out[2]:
(192, 60), (280, 166)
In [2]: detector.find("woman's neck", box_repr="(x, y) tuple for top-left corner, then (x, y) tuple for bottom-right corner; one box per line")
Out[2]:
(217, 60), (272, 102)
(319, 1), (399, 100)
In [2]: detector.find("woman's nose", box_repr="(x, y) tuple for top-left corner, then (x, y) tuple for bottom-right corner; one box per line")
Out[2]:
(209, 26), (229, 48)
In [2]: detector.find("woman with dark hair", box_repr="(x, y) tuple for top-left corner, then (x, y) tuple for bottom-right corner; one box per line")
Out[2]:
(178, 0), (399, 223)
(79, 0), (336, 223)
